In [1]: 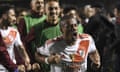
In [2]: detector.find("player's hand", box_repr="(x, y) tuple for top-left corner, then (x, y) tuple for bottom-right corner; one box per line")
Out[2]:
(24, 57), (30, 66)
(26, 63), (31, 71)
(18, 64), (25, 72)
(54, 54), (61, 64)
(95, 60), (101, 68)
(47, 55), (56, 64)
(96, 63), (101, 68)
(47, 53), (61, 64)
(32, 63), (40, 72)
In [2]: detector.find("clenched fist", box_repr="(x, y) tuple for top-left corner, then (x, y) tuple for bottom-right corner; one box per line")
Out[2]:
(18, 64), (25, 72)
(54, 54), (61, 64)
(32, 63), (41, 72)
(47, 53), (61, 64)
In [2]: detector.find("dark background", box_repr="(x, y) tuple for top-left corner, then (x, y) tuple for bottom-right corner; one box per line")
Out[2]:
(0, 0), (120, 10)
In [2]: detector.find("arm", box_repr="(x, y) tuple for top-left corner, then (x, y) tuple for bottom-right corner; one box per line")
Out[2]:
(88, 35), (101, 69)
(17, 45), (30, 65)
(0, 47), (18, 71)
(35, 52), (60, 64)
(35, 42), (61, 64)
(0, 33), (17, 71)
(25, 27), (35, 44)
(35, 52), (46, 63)
(35, 46), (55, 64)
(0, 47), (28, 72)
(17, 18), (27, 42)
(89, 50), (100, 68)
(14, 30), (30, 66)
(18, 18), (35, 45)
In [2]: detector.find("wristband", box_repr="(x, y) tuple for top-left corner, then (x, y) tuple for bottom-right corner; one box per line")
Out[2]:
(14, 69), (19, 72)
(45, 57), (49, 64)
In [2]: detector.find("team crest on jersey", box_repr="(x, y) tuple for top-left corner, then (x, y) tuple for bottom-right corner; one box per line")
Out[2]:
(79, 50), (85, 58)
(3, 30), (17, 45)
(69, 40), (89, 62)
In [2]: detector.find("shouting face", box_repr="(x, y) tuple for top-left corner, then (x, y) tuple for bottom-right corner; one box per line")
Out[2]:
(61, 16), (78, 44)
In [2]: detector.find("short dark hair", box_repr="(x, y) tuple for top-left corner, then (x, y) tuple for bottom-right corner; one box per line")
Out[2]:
(91, 2), (104, 9)
(60, 15), (77, 27)
(115, 3), (120, 12)
(0, 4), (15, 18)
(45, 0), (59, 3)
(63, 5), (78, 15)
(60, 15), (73, 22)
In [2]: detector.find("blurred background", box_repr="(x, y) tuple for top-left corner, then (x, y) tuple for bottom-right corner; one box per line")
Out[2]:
(0, 0), (120, 10)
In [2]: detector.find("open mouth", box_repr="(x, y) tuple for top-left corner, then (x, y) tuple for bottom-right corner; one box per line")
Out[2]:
(72, 32), (77, 39)
(37, 6), (42, 10)
(72, 31), (77, 36)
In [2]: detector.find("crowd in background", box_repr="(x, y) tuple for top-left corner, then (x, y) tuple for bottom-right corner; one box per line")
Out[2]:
(0, 0), (120, 72)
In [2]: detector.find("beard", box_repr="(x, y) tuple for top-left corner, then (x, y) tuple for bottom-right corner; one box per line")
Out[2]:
(11, 20), (16, 24)
(0, 19), (10, 29)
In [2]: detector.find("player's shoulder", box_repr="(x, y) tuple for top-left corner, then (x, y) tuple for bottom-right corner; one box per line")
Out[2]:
(45, 36), (63, 45)
(8, 27), (18, 32)
(79, 33), (91, 38)
(24, 14), (31, 18)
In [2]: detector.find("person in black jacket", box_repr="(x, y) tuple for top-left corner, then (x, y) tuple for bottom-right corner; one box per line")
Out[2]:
(84, 3), (115, 72)
(111, 3), (120, 72)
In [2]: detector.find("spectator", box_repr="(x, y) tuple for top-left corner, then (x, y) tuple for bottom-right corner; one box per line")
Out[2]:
(18, 0), (46, 41)
(16, 7), (29, 24)
(111, 3), (120, 72)
(84, 3), (115, 72)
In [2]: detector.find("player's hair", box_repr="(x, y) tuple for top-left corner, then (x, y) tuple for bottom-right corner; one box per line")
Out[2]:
(60, 15), (77, 27)
(60, 15), (78, 33)
(45, 0), (59, 3)
(63, 5), (78, 15)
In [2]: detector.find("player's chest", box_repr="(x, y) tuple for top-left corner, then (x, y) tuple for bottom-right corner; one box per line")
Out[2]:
(0, 29), (17, 45)
(49, 39), (90, 55)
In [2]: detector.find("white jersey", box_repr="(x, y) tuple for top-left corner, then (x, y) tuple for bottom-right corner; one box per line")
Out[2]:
(0, 27), (23, 64)
(37, 34), (96, 72)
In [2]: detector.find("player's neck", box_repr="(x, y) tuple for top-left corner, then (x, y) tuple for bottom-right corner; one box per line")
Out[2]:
(63, 39), (76, 46)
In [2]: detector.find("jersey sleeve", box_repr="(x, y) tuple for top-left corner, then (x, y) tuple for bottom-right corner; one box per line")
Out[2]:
(37, 45), (50, 56)
(88, 36), (97, 53)
(37, 39), (56, 56)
